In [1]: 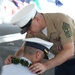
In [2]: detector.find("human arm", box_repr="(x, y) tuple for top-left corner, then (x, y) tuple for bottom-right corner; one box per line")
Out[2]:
(4, 42), (25, 64)
(14, 42), (25, 57)
(4, 33), (35, 64)
(14, 32), (36, 56)
(29, 42), (74, 74)
(29, 13), (75, 74)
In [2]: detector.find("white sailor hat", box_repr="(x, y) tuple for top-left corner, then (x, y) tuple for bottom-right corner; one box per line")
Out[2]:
(10, 4), (36, 34)
(24, 38), (54, 59)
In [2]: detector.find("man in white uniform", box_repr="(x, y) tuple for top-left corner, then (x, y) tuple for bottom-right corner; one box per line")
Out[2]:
(1, 38), (53, 75)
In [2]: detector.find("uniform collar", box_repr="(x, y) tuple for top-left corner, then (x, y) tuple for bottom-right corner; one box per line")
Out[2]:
(20, 57), (32, 64)
(43, 13), (57, 39)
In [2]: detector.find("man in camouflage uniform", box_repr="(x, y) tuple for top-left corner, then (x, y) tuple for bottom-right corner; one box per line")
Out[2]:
(5, 4), (75, 75)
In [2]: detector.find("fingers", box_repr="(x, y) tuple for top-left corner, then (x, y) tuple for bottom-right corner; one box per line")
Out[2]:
(4, 58), (11, 64)
(37, 70), (45, 75)
(29, 63), (46, 75)
(4, 55), (14, 64)
(29, 65), (41, 73)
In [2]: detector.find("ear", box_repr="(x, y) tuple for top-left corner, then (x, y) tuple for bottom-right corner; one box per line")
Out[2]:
(35, 51), (41, 60)
(33, 51), (43, 63)
(34, 16), (39, 21)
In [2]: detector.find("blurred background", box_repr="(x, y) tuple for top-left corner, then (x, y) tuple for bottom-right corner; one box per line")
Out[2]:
(0, 0), (75, 75)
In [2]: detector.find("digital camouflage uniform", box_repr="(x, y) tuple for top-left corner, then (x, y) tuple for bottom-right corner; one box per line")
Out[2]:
(26, 13), (75, 75)
(27, 13), (75, 57)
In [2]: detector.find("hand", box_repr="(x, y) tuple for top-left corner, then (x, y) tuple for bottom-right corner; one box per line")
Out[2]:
(4, 55), (15, 65)
(29, 63), (48, 75)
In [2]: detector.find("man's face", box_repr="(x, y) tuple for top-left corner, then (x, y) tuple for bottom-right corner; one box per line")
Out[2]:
(27, 18), (42, 36)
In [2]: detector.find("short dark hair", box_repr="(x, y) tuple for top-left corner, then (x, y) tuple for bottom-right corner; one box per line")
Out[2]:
(24, 45), (38, 55)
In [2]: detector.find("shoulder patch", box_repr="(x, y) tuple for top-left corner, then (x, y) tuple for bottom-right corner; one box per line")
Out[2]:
(62, 22), (72, 38)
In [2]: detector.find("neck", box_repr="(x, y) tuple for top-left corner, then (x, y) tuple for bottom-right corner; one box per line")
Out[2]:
(23, 54), (33, 63)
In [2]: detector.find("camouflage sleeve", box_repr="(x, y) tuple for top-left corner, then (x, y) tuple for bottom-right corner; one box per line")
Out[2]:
(56, 13), (74, 45)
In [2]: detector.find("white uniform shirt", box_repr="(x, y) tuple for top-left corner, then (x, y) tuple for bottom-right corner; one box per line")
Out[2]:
(1, 57), (37, 75)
